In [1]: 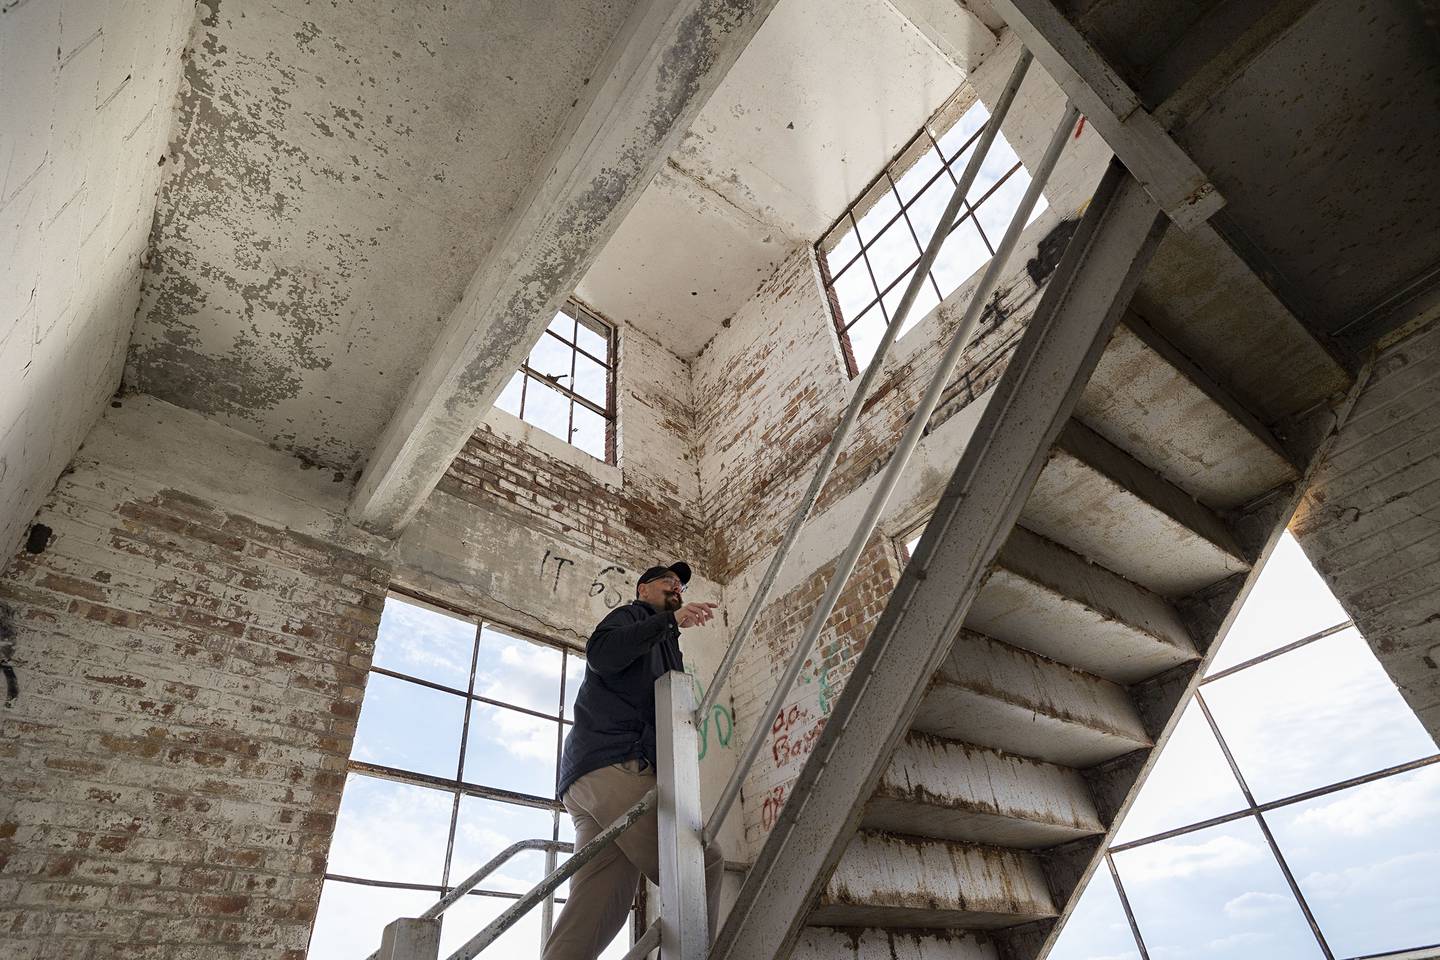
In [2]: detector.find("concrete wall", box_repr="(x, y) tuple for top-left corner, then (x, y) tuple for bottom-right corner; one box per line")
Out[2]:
(1293, 315), (1440, 745)
(0, 0), (193, 561)
(0, 396), (392, 960)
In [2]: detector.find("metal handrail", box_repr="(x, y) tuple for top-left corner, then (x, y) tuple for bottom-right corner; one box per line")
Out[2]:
(443, 789), (657, 960)
(618, 921), (661, 960)
(702, 51), (1061, 845)
(693, 47), (1035, 727)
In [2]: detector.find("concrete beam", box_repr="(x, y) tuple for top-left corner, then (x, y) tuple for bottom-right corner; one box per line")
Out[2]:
(349, 0), (780, 537)
(882, 0), (999, 75)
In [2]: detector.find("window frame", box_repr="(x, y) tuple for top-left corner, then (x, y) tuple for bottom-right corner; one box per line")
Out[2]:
(507, 299), (619, 463)
(314, 592), (640, 955)
(817, 89), (1031, 378)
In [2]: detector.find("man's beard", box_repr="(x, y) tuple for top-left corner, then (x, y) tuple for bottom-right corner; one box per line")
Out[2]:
(663, 592), (682, 611)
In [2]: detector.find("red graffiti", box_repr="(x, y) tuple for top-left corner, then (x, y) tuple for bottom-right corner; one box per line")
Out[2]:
(771, 715), (825, 768)
(761, 784), (786, 830)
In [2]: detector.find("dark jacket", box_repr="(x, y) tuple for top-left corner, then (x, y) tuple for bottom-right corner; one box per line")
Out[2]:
(556, 600), (685, 798)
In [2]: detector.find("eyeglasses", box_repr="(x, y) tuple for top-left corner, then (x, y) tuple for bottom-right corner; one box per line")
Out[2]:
(651, 577), (684, 592)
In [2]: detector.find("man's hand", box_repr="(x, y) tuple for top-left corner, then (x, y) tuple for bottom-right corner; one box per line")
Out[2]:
(674, 602), (717, 628)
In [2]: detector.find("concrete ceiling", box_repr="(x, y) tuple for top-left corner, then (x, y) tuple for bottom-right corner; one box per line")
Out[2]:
(127, 0), (641, 471)
(577, 0), (986, 357)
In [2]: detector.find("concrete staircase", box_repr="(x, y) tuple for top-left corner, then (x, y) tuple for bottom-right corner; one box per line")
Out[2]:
(786, 218), (1351, 958)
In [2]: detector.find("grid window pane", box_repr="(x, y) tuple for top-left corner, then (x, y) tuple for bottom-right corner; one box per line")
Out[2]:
(309, 880), (435, 960)
(1202, 627), (1434, 802)
(830, 261), (878, 324)
(372, 596), (476, 691)
(352, 672), (465, 778)
(827, 224), (861, 272)
(571, 404), (608, 460)
(883, 265), (941, 339)
(475, 626), (564, 716)
(930, 216), (990, 298)
(450, 795), (555, 892)
(527, 333), (573, 385)
(846, 311), (888, 375)
(1114, 817), (1325, 960)
(573, 352), (608, 407)
(1267, 763), (1440, 957)
(522, 375), (572, 445)
(325, 775), (453, 885)
(1047, 867), (1143, 960)
(1207, 532), (1349, 675)
(463, 702), (561, 797)
(854, 187), (900, 245)
(494, 300), (615, 462)
(892, 142), (946, 204)
(819, 94), (1045, 375)
(1114, 701), (1249, 844)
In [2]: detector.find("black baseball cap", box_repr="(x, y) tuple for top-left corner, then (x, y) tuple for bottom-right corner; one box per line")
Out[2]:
(637, 562), (691, 587)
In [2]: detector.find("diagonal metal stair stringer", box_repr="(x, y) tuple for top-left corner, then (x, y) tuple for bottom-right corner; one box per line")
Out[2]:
(708, 160), (1171, 960)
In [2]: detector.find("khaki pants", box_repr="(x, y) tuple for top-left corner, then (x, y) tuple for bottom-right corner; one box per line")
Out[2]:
(542, 760), (723, 960)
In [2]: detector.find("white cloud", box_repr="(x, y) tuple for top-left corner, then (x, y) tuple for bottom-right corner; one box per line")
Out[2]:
(1116, 833), (1265, 884)
(1288, 770), (1440, 838)
(1301, 849), (1440, 901)
(1222, 890), (1290, 920)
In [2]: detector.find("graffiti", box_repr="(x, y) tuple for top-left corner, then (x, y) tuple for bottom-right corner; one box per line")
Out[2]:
(760, 784), (786, 831)
(589, 564), (629, 610)
(770, 702), (825, 769)
(795, 657), (844, 717)
(539, 549), (575, 593)
(693, 676), (734, 761)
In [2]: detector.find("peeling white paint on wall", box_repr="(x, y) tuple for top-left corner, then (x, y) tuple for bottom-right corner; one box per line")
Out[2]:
(0, 0), (193, 558)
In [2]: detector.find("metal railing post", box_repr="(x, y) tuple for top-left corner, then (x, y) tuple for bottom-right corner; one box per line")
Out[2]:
(377, 918), (442, 960)
(695, 48), (1037, 725)
(655, 671), (708, 959)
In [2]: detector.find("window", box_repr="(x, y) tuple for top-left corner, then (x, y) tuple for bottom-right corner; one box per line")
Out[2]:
(818, 93), (1046, 376)
(1048, 532), (1440, 960)
(308, 595), (637, 960)
(496, 300), (616, 462)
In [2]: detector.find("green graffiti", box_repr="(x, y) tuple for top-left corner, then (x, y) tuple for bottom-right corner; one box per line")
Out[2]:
(692, 676), (734, 761)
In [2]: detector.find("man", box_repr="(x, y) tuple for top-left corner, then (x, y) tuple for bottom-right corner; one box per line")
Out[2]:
(543, 562), (724, 960)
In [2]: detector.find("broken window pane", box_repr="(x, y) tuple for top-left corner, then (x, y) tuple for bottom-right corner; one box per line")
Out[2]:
(831, 259), (878, 326)
(847, 310), (889, 374)
(892, 141), (946, 205)
(930, 216), (990, 297)
(575, 314), (609, 362)
(352, 672), (465, 779)
(937, 101), (989, 165)
(826, 223), (861, 273)
(528, 331), (574, 385)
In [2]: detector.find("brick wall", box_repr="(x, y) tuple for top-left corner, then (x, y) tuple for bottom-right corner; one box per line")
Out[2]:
(441, 320), (708, 576)
(1293, 316), (1440, 744)
(0, 398), (391, 960)
(729, 534), (903, 853)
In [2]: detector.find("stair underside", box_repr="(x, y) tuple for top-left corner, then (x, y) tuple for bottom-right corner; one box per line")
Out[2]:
(816, 832), (1056, 930)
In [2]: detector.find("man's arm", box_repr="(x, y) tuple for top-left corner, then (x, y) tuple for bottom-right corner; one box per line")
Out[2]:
(586, 605), (675, 675)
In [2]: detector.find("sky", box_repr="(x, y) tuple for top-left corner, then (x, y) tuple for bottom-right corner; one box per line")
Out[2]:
(1049, 532), (1440, 960)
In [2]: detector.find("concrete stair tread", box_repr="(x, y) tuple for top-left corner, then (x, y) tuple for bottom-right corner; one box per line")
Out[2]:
(912, 631), (1151, 767)
(1021, 420), (1250, 597)
(864, 733), (1104, 849)
(816, 832), (1057, 931)
(1077, 318), (1299, 510)
(793, 927), (998, 960)
(969, 524), (1199, 684)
